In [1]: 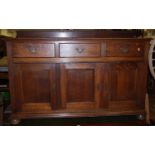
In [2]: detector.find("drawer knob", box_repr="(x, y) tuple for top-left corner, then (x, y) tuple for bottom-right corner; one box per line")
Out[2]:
(137, 47), (141, 52)
(75, 48), (84, 53)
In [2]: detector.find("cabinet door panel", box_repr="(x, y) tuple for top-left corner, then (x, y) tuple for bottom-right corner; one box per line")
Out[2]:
(22, 69), (50, 103)
(13, 64), (56, 112)
(67, 69), (94, 102)
(111, 64), (137, 101)
(60, 63), (100, 110)
(108, 62), (146, 110)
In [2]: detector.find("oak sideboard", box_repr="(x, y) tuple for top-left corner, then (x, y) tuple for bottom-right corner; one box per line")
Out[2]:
(6, 36), (150, 124)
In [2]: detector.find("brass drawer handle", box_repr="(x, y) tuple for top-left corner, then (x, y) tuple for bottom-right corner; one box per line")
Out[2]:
(120, 46), (129, 53)
(75, 48), (85, 53)
(25, 45), (37, 54)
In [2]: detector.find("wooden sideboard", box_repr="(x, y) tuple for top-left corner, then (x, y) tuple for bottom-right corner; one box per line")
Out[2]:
(6, 37), (150, 124)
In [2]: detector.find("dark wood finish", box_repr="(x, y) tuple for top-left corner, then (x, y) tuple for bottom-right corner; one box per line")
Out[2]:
(12, 41), (55, 58)
(60, 63), (100, 110)
(6, 34), (150, 122)
(106, 40), (144, 57)
(99, 63), (109, 109)
(60, 43), (101, 57)
(12, 64), (56, 113)
(11, 110), (145, 120)
(16, 30), (143, 38)
(108, 62), (145, 110)
(12, 57), (144, 63)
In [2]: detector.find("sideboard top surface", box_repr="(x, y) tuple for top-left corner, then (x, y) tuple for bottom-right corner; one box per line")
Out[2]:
(15, 30), (144, 39)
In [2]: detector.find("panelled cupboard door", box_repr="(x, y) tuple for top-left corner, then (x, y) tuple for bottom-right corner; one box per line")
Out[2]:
(12, 64), (56, 113)
(107, 62), (146, 111)
(60, 63), (100, 110)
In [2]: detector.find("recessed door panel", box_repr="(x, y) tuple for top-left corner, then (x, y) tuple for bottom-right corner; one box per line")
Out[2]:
(60, 63), (100, 110)
(13, 64), (56, 112)
(108, 62), (145, 110)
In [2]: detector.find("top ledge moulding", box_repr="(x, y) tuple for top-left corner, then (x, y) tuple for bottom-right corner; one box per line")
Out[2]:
(15, 29), (143, 38)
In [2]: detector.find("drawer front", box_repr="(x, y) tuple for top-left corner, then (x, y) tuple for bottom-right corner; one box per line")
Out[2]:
(60, 43), (101, 57)
(12, 43), (55, 57)
(107, 41), (144, 57)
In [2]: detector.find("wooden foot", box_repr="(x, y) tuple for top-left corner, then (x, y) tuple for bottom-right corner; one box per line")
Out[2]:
(11, 119), (21, 125)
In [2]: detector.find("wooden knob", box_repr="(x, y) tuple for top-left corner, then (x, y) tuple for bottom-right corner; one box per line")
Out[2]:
(137, 47), (141, 52)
